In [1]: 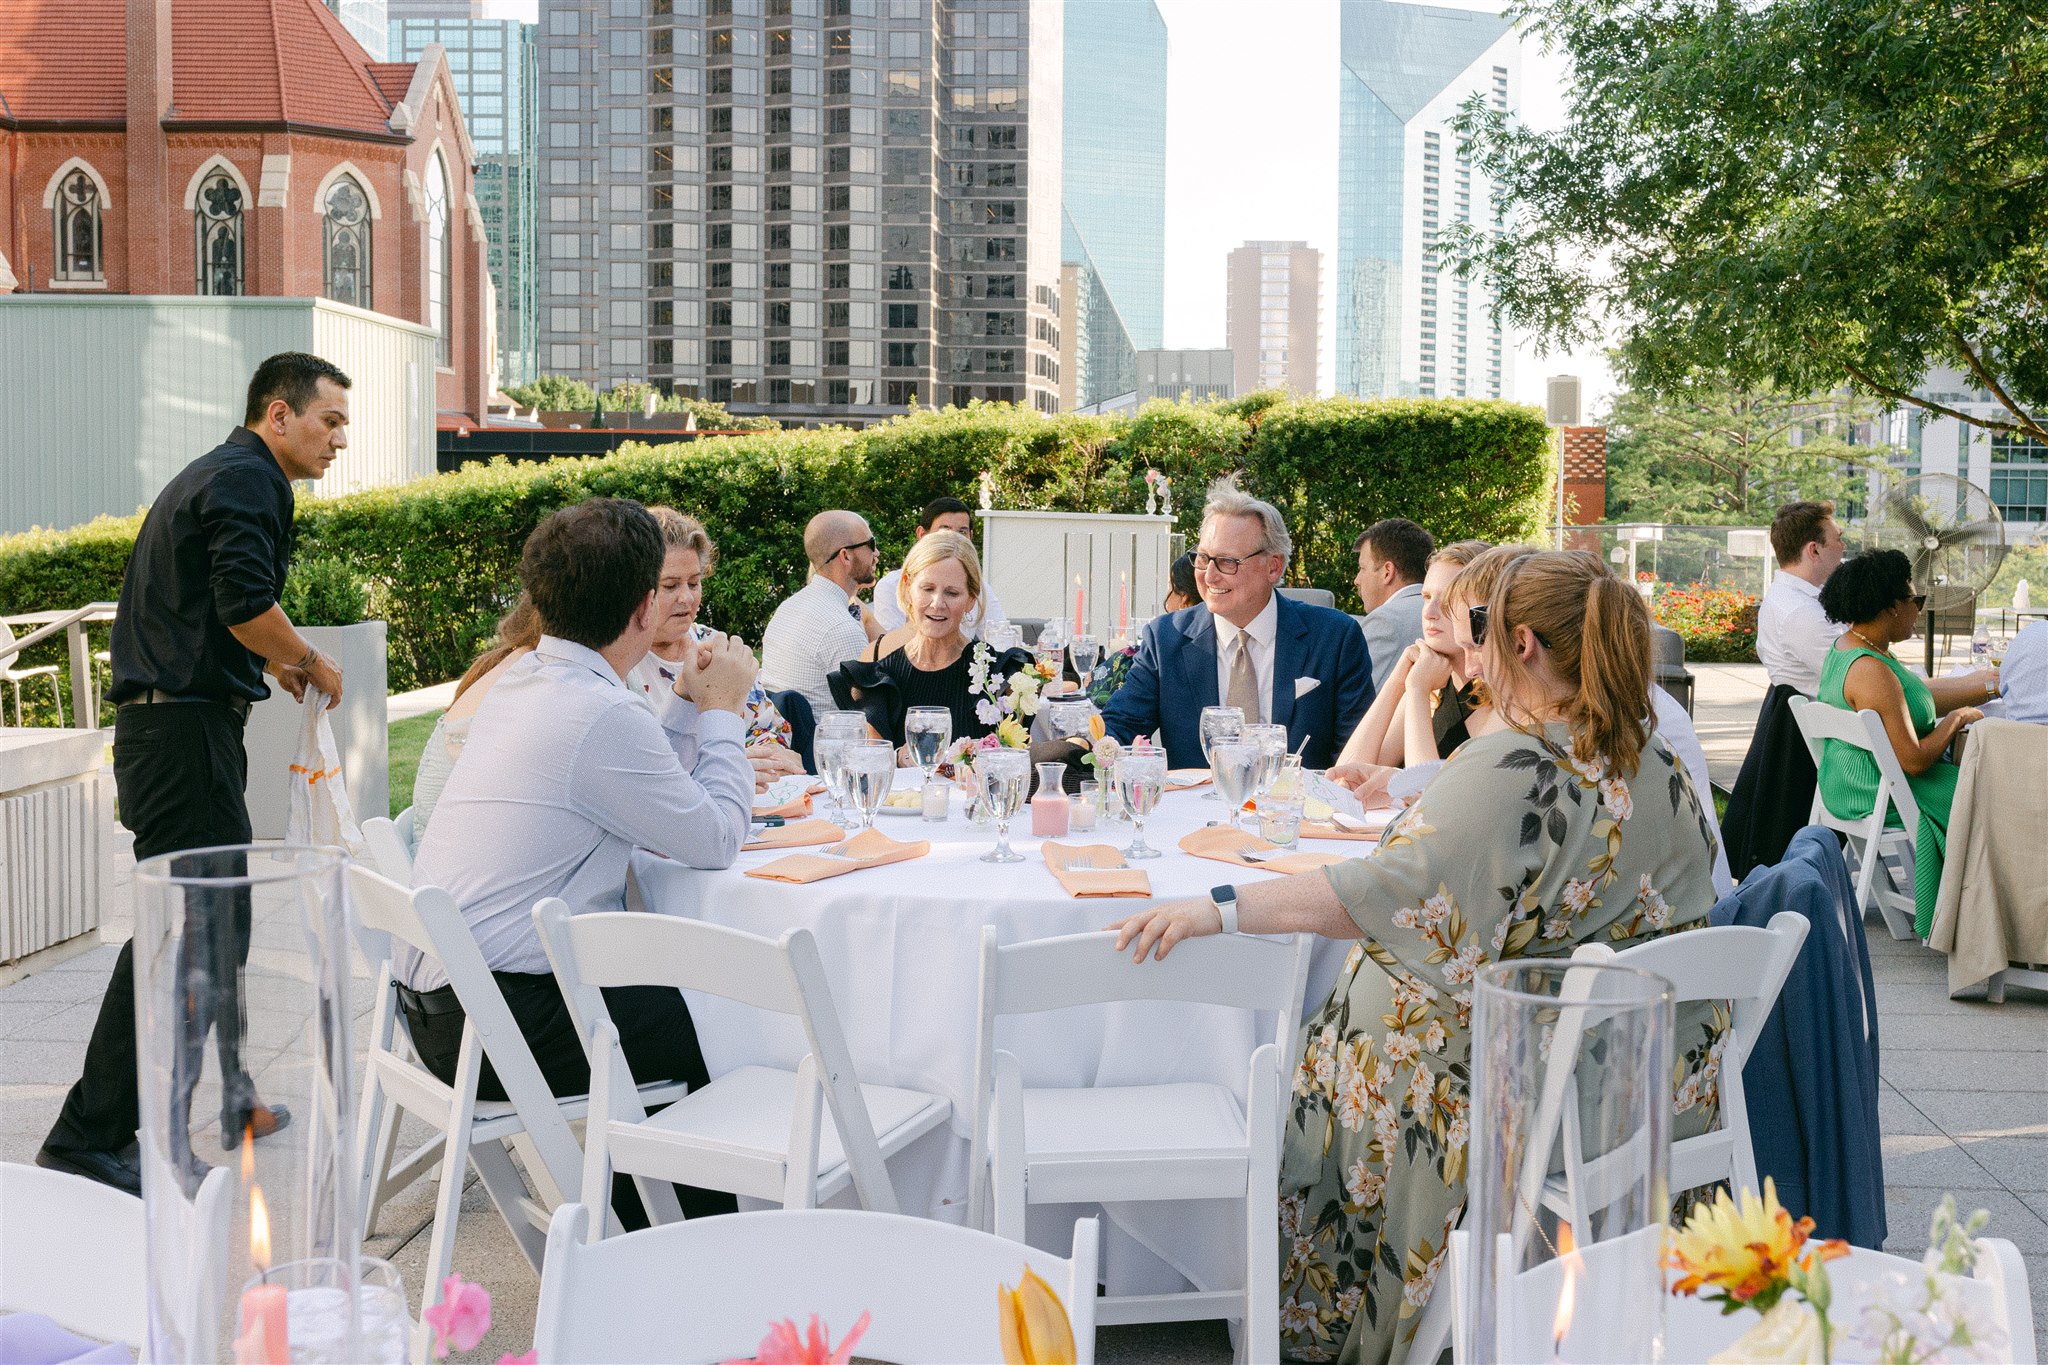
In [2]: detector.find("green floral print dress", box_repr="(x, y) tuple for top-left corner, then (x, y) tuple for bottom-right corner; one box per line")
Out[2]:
(1277, 721), (1724, 1364)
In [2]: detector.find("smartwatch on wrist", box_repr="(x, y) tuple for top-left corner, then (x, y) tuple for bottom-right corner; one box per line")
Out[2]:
(1209, 884), (1240, 935)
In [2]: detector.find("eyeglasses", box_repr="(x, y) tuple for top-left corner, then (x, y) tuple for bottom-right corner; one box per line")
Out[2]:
(833, 538), (876, 559)
(1193, 551), (1267, 577)
(1468, 604), (1552, 650)
(1908, 594), (1928, 609)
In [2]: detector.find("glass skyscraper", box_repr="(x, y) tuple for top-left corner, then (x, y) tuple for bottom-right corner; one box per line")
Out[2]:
(1060, 0), (1165, 409)
(329, 0), (390, 59)
(1336, 0), (1515, 400)
(390, 11), (541, 386)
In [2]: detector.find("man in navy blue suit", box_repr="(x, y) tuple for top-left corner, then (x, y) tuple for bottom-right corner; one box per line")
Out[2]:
(1100, 482), (1374, 768)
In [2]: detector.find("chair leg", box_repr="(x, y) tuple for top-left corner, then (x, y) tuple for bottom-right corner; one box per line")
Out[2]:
(469, 1138), (549, 1273)
(415, 1115), (475, 1365)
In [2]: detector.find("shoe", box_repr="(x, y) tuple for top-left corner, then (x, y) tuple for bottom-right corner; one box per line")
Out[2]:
(36, 1140), (142, 1197)
(221, 1100), (292, 1150)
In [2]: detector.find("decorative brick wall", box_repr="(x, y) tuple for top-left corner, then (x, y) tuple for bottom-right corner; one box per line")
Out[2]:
(1561, 425), (1607, 524)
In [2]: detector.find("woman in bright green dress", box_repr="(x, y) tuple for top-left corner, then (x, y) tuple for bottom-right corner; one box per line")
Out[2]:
(1815, 549), (2000, 937)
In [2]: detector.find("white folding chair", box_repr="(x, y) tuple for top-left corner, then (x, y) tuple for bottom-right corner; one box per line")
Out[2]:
(361, 808), (416, 884)
(1, 619), (64, 725)
(970, 927), (1312, 1363)
(533, 1204), (1099, 1365)
(533, 901), (952, 1228)
(0, 1161), (147, 1350)
(346, 865), (686, 1359)
(1789, 696), (1924, 940)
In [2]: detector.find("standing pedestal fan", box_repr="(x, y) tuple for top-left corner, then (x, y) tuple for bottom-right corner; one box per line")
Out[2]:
(1860, 475), (2009, 674)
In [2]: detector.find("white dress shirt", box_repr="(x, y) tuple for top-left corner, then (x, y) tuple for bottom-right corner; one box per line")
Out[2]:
(758, 575), (870, 715)
(1756, 570), (1838, 695)
(1212, 592), (1280, 724)
(402, 636), (752, 990)
(1999, 620), (2047, 724)
(871, 567), (1008, 637)
(1650, 685), (1735, 898)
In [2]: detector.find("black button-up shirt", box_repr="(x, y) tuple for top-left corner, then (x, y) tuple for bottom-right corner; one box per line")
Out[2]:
(108, 428), (295, 704)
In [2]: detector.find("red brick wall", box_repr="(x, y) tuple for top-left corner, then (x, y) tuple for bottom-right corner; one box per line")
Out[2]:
(1561, 425), (1607, 526)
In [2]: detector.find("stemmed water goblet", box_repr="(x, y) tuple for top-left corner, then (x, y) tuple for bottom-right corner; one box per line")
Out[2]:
(815, 712), (869, 827)
(1243, 722), (1289, 799)
(905, 706), (952, 792)
(1197, 705), (1244, 800)
(1034, 618), (1068, 681)
(842, 739), (896, 832)
(977, 748), (1030, 864)
(1208, 739), (1262, 832)
(1069, 634), (1102, 691)
(1115, 751), (1168, 860)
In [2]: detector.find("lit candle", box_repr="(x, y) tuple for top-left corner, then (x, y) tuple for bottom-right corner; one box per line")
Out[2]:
(1551, 1220), (1580, 1363)
(237, 1188), (289, 1365)
(1074, 575), (1086, 638)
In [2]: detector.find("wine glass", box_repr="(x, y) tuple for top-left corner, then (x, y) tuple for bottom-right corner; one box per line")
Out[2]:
(1069, 634), (1102, 689)
(905, 706), (952, 788)
(843, 739), (896, 831)
(816, 713), (869, 826)
(1197, 705), (1244, 799)
(985, 621), (1022, 653)
(1243, 722), (1290, 797)
(977, 748), (1030, 864)
(1046, 698), (1094, 743)
(1115, 751), (1168, 860)
(1209, 739), (1262, 832)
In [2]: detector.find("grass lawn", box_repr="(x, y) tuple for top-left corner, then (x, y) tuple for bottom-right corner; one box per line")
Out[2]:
(388, 710), (442, 812)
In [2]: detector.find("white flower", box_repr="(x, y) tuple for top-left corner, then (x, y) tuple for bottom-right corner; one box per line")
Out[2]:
(1391, 905), (1421, 930)
(1569, 753), (1607, 785)
(1424, 1019), (1448, 1052)
(1335, 1285), (1363, 1317)
(1278, 1301), (1318, 1336)
(1344, 1161), (1386, 1208)
(1600, 776), (1634, 821)
(1314, 1051), (1336, 1085)
(1490, 918), (1511, 952)
(1279, 1193), (1305, 1236)
(1335, 1086), (1369, 1132)
(1446, 1115), (1470, 1152)
(1293, 1057), (1318, 1096)
(1406, 1062), (1436, 1114)
(1372, 1104), (1400, 1150)
(1440, 942), (1485, 987)
(1560, 878), (1597, 914)
(1419, 891), (1453, 929)
(975, 698), (1001, 725)
(1542, 916), (1571, 940)
(1382, 1030), (1422, 1066)
(1675, 1073), (1701, 1112)
(1319, 1025), (1338, 1051)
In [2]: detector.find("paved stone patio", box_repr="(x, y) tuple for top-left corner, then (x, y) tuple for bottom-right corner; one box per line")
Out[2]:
(1, 666), (2039, 1359)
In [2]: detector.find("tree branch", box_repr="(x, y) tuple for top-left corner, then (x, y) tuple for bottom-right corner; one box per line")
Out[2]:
(1839, 361), (2048, 444)
(1950, 328), (2047, 444)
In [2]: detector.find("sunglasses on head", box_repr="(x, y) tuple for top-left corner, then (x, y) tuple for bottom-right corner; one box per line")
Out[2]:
(1468, 604), (1552, 650)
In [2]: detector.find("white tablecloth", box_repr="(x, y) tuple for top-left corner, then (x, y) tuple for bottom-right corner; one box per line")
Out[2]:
(630, 786), (1355, 1301)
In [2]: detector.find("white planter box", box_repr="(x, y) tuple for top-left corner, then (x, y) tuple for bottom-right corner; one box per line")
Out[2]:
(0, 727), (104, 960)
(243, 621), (389, 838)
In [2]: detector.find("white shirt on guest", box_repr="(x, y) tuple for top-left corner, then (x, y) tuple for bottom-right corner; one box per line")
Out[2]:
(1650, 684), (1735, 898)
(1212, 592), (1280, 725)
(871, 567), (1007, 638)
(402, 635), (752, 990)
(1756, 569), (1837, 695)
(2000, 620), (2047, 724)
(759, 574), (870, 716)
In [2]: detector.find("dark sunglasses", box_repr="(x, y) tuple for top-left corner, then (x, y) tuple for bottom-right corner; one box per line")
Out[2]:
(1468, 604), (1552, 650)
(1908, 594), (1928, 609)
(834, 538), (877, 558)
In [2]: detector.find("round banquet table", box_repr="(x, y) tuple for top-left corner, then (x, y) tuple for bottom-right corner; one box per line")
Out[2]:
(629, 784), (1359, 1306)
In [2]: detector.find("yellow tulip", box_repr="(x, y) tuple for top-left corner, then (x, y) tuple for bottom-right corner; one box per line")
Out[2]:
(998, 1265), (1075, 1365)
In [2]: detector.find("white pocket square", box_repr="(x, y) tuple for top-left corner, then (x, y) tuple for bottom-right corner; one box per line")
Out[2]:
(1295, 676), (1320, 699)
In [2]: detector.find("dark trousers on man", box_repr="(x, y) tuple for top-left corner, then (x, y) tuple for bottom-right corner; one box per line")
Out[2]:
(402, 973), (736, 1228)
(45, 701), (255, 1158)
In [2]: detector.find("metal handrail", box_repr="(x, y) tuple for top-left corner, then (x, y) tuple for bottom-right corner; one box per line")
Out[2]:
(0, 602), (116, 666)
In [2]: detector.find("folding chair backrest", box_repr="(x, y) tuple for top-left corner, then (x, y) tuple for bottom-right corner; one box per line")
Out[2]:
(533, 1204), (1099, 1365)
(532, 902), (900, 1212)
(1583, 913), (1808, 1074)
(343, 865), (584, 1201)
(0, 1161), (148, 1347)
(360, 812), (415, 886)
(1788, 697), (1923, 832)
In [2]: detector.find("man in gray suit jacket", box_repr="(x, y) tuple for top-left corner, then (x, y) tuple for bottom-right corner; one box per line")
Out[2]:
(1353, 518), (1433, 692)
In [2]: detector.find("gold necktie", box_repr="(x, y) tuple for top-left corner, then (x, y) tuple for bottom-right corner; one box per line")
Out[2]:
(1227, 635), (1261, 724)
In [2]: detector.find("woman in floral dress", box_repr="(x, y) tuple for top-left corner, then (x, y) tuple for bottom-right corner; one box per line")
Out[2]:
(1112, 549), (1725, 1365)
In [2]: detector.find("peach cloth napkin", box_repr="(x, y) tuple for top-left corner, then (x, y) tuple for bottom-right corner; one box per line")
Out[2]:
(1178, 826), (1347, 876)
(745, 827), (931, 884)
(1297, 809), (1400, 842)
(743, 817), (844, 852)
(751, 784), (824, 821)
(1042, 842), (1152, 898)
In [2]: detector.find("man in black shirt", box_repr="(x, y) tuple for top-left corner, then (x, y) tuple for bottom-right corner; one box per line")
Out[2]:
(36, 353), (351, 1194)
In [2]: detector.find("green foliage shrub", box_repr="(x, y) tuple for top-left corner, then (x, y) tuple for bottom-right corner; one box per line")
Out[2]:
(1651, 583), (1761, 663)
(0, 397), (1551, 693)
(279, 556), (369, 628)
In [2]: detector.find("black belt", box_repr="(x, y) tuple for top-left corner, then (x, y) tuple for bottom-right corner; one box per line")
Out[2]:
(120, 689), (252, 719)
(396, 982), (464, 1017)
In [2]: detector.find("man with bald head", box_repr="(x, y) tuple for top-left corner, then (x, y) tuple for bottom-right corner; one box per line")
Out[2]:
(758, 509), (882, 714)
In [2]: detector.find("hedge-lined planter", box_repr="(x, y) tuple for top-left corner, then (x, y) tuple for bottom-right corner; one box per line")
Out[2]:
(0, 395), (1553, 696)
(1651, 583), (1761, 663)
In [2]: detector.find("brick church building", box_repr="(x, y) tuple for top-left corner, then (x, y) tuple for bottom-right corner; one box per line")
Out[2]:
(0, 0), (494, 424)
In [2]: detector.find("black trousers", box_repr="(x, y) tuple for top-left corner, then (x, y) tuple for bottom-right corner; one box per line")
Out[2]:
(403, 973), (735, 1228)
(46, 701), (255, 1156)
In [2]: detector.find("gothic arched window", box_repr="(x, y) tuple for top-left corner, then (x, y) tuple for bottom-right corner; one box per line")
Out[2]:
(195, 170), (243, 296)
(53, 169), (103, 282)
(425, 155), (449, 364)
(323, 175), (372, 309)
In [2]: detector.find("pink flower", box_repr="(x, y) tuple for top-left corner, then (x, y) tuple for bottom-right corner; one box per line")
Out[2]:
(424, 1275), (492, 1358)
(723, 1312), (871, 1365)
(1145, 468), (1160, 485)
(495, 1354), (537, 1365)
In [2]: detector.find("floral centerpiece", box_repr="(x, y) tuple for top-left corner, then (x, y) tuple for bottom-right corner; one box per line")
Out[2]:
(1850, 1195), (2008, 1365)
(944, 641), (1055, 771)
(1668, 1177), (1848, 1361)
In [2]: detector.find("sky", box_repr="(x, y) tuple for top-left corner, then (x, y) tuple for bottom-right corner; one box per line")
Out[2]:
(490, 0), (1613, 413)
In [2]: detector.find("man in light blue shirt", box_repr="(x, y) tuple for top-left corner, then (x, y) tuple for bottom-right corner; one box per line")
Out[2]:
(404, 497), (757, 1223)
(2000, 620), (2047, 724)
(1353, 519), (1433, 692)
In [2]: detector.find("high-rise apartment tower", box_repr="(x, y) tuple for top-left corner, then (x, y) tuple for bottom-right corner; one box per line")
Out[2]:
(1336, 0), (1517, 400)
(536, 0), (1062, 420)
(1227, 241), (1320, 397)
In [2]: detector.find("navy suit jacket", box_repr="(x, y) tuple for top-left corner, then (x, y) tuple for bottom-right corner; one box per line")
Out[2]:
(1100, 597), (1375, 769)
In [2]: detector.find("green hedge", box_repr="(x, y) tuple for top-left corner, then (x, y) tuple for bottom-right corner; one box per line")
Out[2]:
(0, 396), (1552, 703)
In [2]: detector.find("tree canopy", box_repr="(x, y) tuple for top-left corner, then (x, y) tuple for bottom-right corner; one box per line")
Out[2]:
(1449, 0), (2048, 444)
